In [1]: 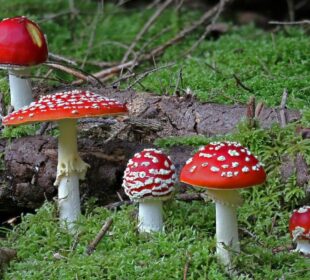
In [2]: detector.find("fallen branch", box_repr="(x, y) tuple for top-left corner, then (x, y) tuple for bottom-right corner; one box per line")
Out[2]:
(269, 20), (310, 25)
(86, 218), (113, 255)
(75, 0), (232, 84)
(45, 62), (102, 86)
(73, 60), (137, 85)
(183, 253), (192, 280)
(48, 53), (77, 66)
(126, 63), (175, 90)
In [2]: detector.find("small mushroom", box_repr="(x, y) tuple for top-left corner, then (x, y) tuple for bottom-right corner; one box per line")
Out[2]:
(180, 141), (266, 266)
(289, 206), (310, 255)
(2, 89), (128, 229)
(0, 16), (48, 110)
(122, 148), (176, 233)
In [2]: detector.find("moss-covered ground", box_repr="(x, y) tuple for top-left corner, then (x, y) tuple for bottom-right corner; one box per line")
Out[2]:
(0, 1), (310, 279)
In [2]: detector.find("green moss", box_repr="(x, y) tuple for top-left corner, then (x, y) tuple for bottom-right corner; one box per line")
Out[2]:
(1, 125), (38, 139)
(0, 1), (309, 278)
(1, 196), (309, 279)
(1, 121), (310, 279)
(0, 3), (308, 109)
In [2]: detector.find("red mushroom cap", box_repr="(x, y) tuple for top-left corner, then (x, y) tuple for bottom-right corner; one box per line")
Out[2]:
(2, 89), (128, 126)
(180, 141), (266, 190)
(0, 16), (48, 68)
(289, 206), (310, 240)
(122, 149), (176, 201)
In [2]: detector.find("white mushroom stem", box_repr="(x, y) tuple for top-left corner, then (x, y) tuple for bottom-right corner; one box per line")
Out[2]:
(9, 69), (33, 110)
(138, 200), (163, 233)
(55, 119), (90, 228)
(295, 240), (310, 254)
(206, 189), (243, 266)
(58, 174), (80, 227)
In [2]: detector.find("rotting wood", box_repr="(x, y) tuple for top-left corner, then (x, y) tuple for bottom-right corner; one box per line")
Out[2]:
(0, 89), (307, 211)
(0, 248), (17, 272)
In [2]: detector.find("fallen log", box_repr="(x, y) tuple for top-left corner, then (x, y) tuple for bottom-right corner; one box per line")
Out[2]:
(0, 88), (308, 213)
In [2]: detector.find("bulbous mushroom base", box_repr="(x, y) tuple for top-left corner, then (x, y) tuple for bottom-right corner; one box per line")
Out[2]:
(58, 175), (81, 230)
(216, 203), (240, 266)
(295, 240), (310, 255)
(138, 200), (163, 233)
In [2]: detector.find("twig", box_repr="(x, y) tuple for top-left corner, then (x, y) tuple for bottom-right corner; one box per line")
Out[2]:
(46, 62), (102, 86)
(183, 253), (192, 280)
(239, 227), (264, 246)
(279, 89), (288, 128)
(74, 60), (137, 85)
(269, 20), (310, 25)
(233, 74), (254, 93)
(86, 218), (113, 255)
(37, 10), (76, 23)
(121, 0), (174, 63)
(126, 63), (175, 90)
(48, 53), (77, 66)
(116, 191), (124, 202)
(174, 67), (183, 95)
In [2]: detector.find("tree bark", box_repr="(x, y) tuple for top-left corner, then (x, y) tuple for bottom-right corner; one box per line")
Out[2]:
(0, 88), (308, 213)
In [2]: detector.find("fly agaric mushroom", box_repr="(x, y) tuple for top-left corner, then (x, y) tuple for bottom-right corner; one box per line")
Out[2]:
(180, 141), (266, 266)
(2, 89), (128, 228)
(122, 148), (176, 233)
(289, 206), (310, 254)
(0, 16), (48, 110)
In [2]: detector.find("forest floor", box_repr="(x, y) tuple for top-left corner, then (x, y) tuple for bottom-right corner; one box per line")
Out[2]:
(0, 0), (310, 279)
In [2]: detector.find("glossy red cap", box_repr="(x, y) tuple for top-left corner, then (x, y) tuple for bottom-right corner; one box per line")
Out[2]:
(0, 16), (48, 68)
(289, 206), (310, 240)
(180, 141), (266, 190)
(122, 149), (176, 201)
(2, 89), (128, 125)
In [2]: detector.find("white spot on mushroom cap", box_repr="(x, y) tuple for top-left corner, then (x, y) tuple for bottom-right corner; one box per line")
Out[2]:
(210, 166), (220, 172)
(217, 156), (226, 161)
(190, 166), (197, 173)
(242, 166), (250, 173)
(186, 158), (193, 165)
(228, 149), (240, 156)
(199, 153), (213, 158)
(232, 162), (239, 168)
(295, 206), (310, 214)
